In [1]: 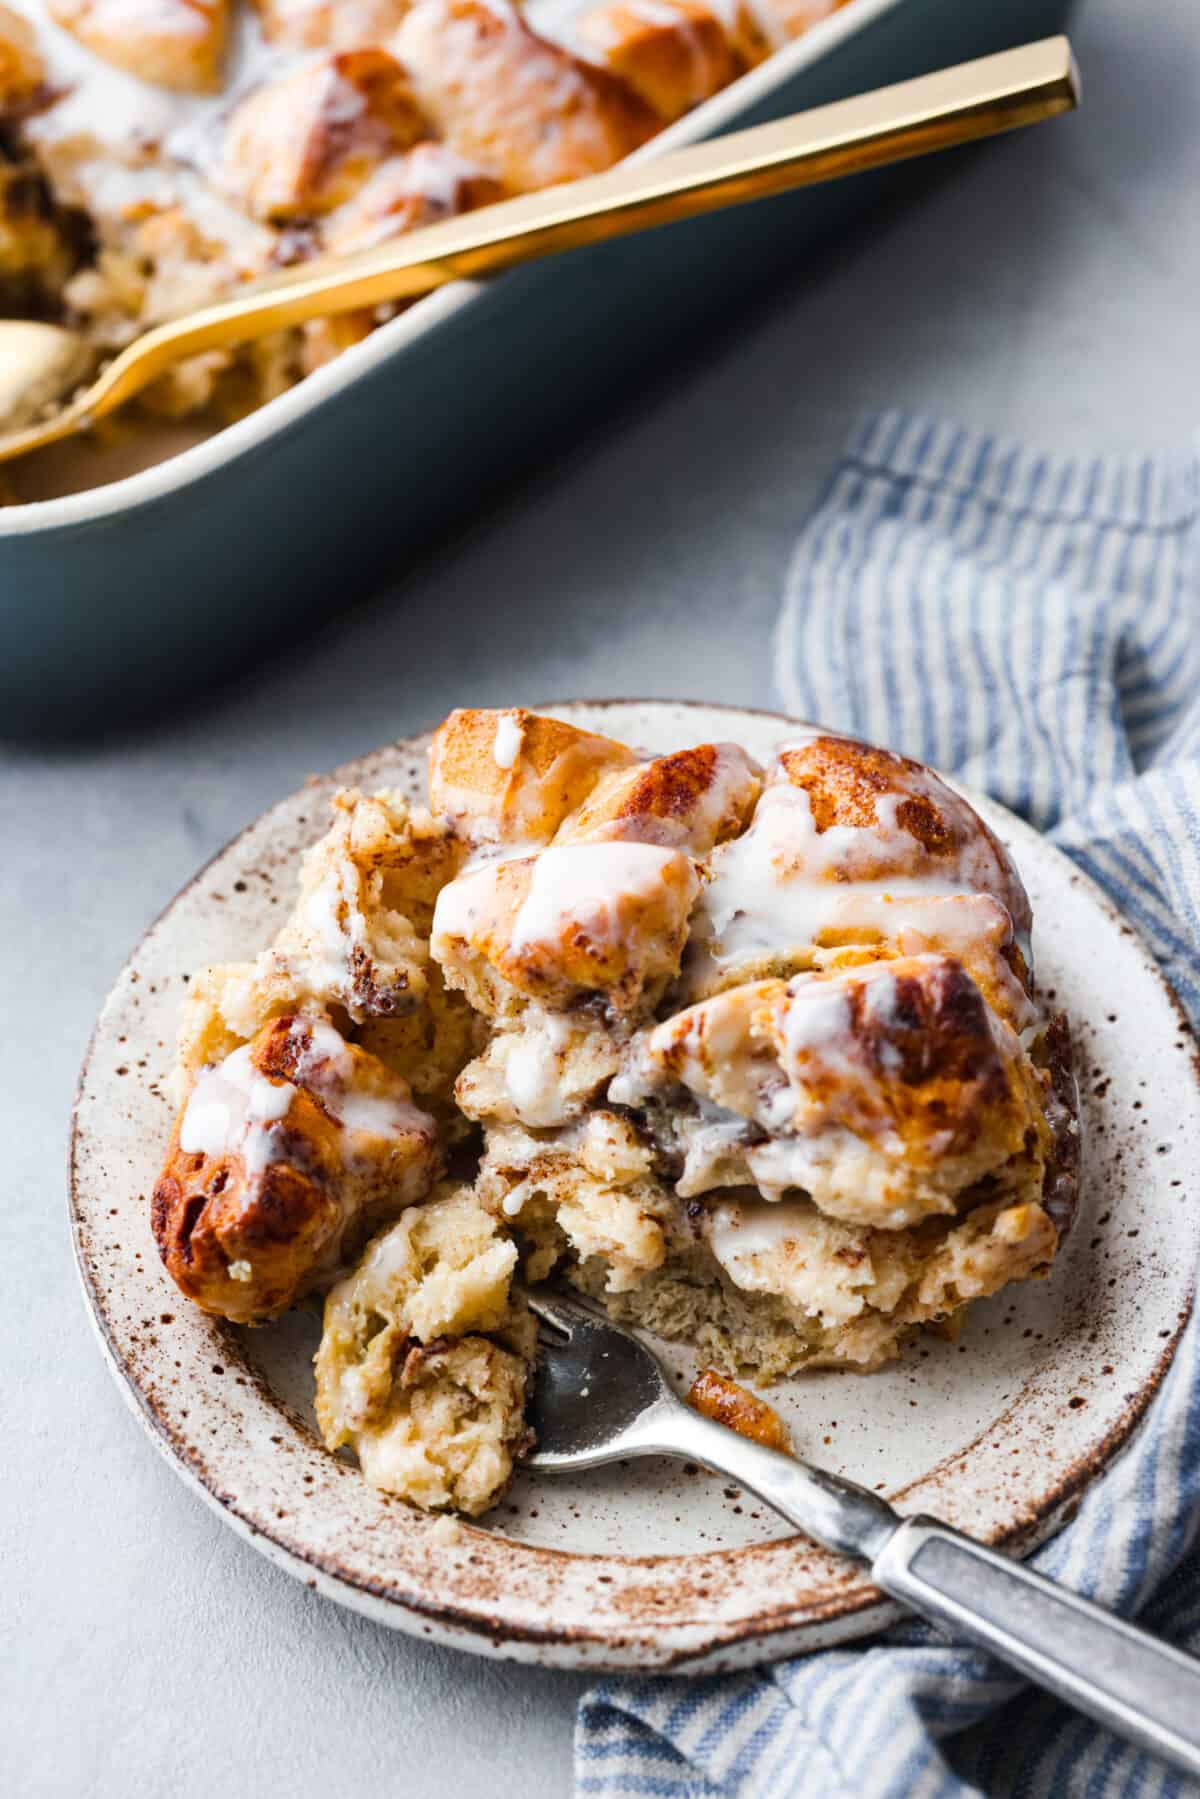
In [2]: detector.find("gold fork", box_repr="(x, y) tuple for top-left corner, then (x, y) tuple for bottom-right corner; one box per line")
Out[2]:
(0, 36), (1077, 465)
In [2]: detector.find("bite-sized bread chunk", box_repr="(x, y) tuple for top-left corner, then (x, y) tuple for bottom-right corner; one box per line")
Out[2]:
(152, 1014), (442, 1323)
(323, 144), (503, 253)
(455, 1005), (620, 1128)
(251, 0), (414, 50)
(355, 970), (487, 1123)
(775, 734), (1031, 932)
(429, 707), (637, 848)
(393, 0), (658, 192)
(0, 5), (43, 106)
(616, 955), (1053, 1227)
(684, 734), (1035, 1025)
(432, 840), (699, 1017)
(556, 741), (761, 852)
(222, 50), (429, 220)
(315, 1183), (535, 1512)
(255, 786), (453, 1021)
(596, 1187), (1060, 1378)
(478, 1113), (670, 1291)
(171, 789), (468, 1108)
(578, 0), (738, 122)
(48, 0), (230, 92)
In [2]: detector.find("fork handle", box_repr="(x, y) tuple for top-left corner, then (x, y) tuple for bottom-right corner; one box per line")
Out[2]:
(873, 1519), (1200, 1779)
(650, 1407), (1200, 1779)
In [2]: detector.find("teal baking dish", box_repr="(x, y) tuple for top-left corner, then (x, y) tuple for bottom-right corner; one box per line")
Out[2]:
(0, 0), (1076, 737)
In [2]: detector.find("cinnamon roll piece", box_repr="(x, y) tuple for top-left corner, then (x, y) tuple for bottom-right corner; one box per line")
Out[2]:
(222, 49), (428, 220)
(315, 1183), (536, 1513)
(556, 740), (761, 852)
(615, 954), (1054, 1227)
(685, 733), (1035, 1025)
(578, 0), (738, 121)
(152, 1014), (443, 1324)
(432, 839), (699, 1017)
(323, 144), (503, 254)
(429, 707), (637, 848)
(48, 0), (230, 91)
(250, 0), (414, 50)
(393, 0), (659, 192)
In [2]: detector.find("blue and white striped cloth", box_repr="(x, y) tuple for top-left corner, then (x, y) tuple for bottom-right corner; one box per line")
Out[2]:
(576, 412), (1200, 1798)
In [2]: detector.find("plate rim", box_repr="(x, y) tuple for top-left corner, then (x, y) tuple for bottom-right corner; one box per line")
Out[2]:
(68, 698), (1199, 1670)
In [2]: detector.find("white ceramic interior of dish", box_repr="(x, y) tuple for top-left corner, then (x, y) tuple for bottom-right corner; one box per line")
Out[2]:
(70, 701), (1200, 1670)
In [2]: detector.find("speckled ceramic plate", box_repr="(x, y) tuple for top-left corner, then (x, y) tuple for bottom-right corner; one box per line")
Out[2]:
(70, 701), (1200, 1672)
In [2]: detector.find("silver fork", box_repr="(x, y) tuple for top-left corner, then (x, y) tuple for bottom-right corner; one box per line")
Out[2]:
(527, 1288), (1200, 1776)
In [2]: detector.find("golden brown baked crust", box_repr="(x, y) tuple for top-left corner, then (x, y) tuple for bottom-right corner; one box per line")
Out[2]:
(429, 706), (637, 845)
(323, 144), (504, 253)
(221, 49), (428, 221)
(48, 0), (230, 91)
(777, 734), (1033, 942)
(556, 741), (762, 851)
(578, 0), (737, 121)
(0, 4), (42, 104)
(681, 735), (1036, 1027)
(393, 0), (659, 191)
(152, 1013), (442, 1323)
(620, 954), (1052, 1226)
(432, 841), (699, 1016)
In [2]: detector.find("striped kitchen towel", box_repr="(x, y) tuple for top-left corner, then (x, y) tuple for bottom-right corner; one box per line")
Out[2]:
(575, 412), (1200, 1798)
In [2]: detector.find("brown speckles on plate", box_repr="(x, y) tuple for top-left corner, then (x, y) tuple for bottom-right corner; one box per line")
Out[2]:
(68, 701), (1200, 1672)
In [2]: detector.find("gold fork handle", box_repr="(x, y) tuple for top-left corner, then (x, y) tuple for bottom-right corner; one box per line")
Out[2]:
(82, 37), (1079, 423)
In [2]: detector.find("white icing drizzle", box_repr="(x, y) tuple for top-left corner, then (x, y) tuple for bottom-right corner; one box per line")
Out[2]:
(492, 712), (523, 771)
(685, 766), (1033, 1030)
(509, 841), (681, 952)
(779, 975), (858, 1078)
(501, 1009), (575, 1124)
(178, 1019), (430, 1182)
(436, 840), (684, 954)
(704, 1195), (873, 1325)
(12, 0), (290, 257)
(288, 1017), (432, 1140)
(179, 1042), (297, 1174)
(696, 783), (998, 971)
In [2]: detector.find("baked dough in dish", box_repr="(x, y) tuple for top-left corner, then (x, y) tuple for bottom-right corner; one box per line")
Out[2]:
(150, 708), (1079, 1513)
(0, 0), (854, 438)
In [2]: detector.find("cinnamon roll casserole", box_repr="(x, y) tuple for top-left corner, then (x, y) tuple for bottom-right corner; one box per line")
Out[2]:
(151, 710), (1079, 1514)
(0, 0), (851, 432)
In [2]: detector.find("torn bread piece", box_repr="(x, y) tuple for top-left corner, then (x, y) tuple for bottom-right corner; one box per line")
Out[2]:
(428, 706), (638, 849)
(614, 955), (1053, 1227)
(315, 1183), (536, 1513)
(393, 0), (658, 192)
(681, 734), (1036, 1026)
(48, 0), (231, 91)
(152, 1013), (442, 1323)
(578, 0), (738, 121)
(171, 786), (465, 1108)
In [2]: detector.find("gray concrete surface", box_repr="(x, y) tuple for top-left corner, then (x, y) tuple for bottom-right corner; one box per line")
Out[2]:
(5, 0), (1198, 1790)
